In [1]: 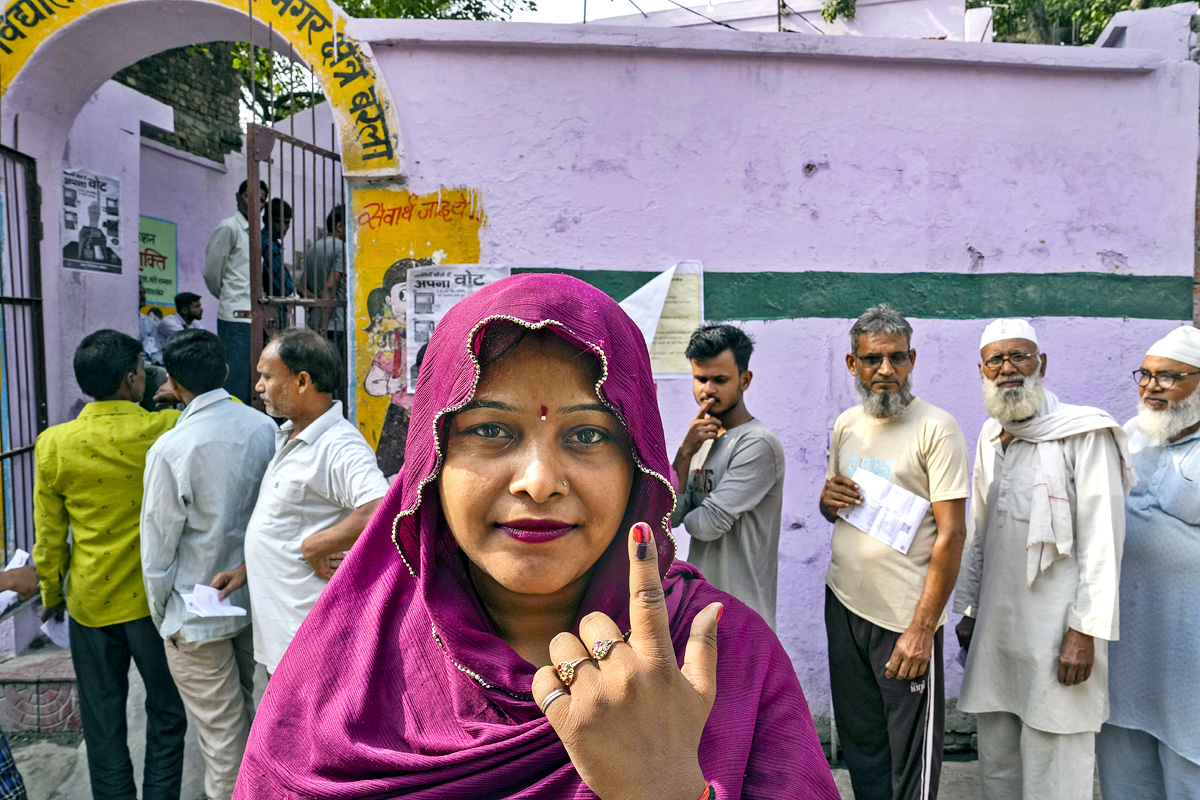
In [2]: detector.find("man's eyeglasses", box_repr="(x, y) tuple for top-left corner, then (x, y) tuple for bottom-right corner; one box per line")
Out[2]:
(1134, 369), (1200, 389)
(982, 352), (1037, 371)
(856, 352), (911, 369)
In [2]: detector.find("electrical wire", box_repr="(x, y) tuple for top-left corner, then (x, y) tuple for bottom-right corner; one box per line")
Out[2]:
(624, 0), (650, 18)
(660, 0), (740, 30)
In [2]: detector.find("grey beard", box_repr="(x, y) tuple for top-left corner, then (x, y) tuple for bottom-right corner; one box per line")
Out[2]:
(982, 371), (1044, 422)
(1137, 388), (1200, 445)
(856, 374), (914, 419)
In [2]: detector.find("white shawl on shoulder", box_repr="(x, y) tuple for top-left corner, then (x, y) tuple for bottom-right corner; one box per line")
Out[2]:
(1002, 390), (1137, 586)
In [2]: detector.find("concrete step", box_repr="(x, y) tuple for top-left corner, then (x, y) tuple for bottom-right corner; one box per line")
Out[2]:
(0, 641), (81, 733)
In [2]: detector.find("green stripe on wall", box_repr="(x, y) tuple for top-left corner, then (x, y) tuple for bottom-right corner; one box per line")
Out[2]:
(512, 270), (1192, 321)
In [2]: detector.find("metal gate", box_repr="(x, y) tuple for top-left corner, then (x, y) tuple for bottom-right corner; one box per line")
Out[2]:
(0, 145), (46, 562)
(246, 121), (347, 411)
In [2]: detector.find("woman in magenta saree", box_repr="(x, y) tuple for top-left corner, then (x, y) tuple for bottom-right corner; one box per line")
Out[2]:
(234, 274), (839, 799)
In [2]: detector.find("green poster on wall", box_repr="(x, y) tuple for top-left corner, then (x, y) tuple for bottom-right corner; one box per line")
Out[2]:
(138, 215), (177, 311)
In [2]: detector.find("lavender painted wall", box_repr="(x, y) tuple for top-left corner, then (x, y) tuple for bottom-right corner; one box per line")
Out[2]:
(350, 15), (1199, 713)
(56, 81), (174, 417)
(139, 138), (242, 332)
(51, 81), (237, 417)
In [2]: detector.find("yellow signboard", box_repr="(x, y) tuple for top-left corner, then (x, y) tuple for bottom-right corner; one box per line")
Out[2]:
(0, 0), (401, 174)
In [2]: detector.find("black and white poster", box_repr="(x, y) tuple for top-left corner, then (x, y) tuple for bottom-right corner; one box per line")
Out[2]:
(62, 170), (122, 273)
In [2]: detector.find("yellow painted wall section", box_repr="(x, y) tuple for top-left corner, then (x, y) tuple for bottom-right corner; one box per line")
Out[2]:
(0, 0), (400, 174)
(350, 186), (484, 453)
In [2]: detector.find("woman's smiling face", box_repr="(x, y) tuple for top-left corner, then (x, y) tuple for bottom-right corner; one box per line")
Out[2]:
(438, 329), (634, 598)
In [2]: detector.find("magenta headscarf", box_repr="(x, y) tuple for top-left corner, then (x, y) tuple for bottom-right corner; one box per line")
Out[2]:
(234, 274), (838, 799)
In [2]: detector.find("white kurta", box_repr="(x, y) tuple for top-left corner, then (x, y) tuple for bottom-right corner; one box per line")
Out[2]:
(954, 417), (1125, 734)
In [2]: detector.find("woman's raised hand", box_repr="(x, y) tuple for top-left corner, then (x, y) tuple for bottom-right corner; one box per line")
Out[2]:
(531, 522), (723, 800)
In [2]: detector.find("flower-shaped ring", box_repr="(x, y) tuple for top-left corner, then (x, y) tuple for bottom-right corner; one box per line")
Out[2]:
(591, 638), (621, 660)
(555, 657), (590, 686)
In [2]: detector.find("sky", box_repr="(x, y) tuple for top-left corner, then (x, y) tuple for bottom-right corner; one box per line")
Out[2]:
(508, 0), (717, 25)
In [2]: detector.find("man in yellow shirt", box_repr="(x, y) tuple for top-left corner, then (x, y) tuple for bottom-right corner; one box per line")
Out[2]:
(34, 329), (187, 800)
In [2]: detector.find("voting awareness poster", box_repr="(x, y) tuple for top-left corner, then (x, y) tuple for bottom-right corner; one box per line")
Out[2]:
(405, 265), (510, 383)
(138, 216), (178, 312)
(62, 170), (122, 274)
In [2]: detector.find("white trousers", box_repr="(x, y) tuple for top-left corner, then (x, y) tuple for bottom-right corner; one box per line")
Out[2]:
(1097, 723), (1200, 800)
(976, 711), (1094, 800)
(164, 627), (256, 800)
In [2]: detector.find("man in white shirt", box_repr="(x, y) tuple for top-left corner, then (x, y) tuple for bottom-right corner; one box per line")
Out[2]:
(153, 292), (204, 353)
(141, 329), (277, 800)
(954, 318), (1134, 800)
(244, 328), (388, 674)
(203, 179), (267, 403)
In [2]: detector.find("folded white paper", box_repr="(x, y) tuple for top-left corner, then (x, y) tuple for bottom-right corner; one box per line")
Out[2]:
(836, 468), (930, 555)
(0, 549), (31, 612)
(181, 584), (247, 618)
(41, 616), (70, 649)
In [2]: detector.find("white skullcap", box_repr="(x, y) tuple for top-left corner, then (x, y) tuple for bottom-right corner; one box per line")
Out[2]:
(1147, 325), (1200, 369)
(980, 318), (1039, 351)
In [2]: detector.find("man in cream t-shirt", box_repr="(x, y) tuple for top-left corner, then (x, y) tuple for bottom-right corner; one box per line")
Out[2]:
(819, 304), (969, 800)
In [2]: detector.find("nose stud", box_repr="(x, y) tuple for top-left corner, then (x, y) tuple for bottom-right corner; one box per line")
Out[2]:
(540, 405), (548, 421)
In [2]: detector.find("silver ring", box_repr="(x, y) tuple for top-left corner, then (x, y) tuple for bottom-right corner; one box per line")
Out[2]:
(539, 688), (568, 715)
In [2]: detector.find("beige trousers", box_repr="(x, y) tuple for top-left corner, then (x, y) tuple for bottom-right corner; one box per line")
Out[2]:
(977, 711), (1095, 800)
(164, 626), (256, 800)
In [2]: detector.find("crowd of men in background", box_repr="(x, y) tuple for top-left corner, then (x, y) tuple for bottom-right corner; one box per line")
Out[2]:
(201, 179), (347, 407)
(676, 310), (1197, 800)
(0, 285), (1192, 800)
(28, 326), (384, 800)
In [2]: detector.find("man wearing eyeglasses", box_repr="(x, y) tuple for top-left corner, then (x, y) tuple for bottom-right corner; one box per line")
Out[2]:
(819, 304), (969, 800)
(953, 318), (1135, 800)
(1096, 325), (1200, 799)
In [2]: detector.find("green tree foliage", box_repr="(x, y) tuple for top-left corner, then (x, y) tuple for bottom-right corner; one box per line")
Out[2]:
(234, 0), (536, 123)
(820, 0), (856, 23)
(338, 0), (533, 19)
(966, 0), (1181, 44)
(822, 0), (1178, 42)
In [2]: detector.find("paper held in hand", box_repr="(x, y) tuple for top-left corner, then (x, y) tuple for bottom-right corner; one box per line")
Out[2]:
(836, 468), (930, 555)
(182, 584), (247, 618)
(0, 549), (30, 612)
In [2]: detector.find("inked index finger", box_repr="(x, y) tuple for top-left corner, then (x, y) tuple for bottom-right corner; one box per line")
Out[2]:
(626, 521), (673, 662)
(696, 397), (716, 418)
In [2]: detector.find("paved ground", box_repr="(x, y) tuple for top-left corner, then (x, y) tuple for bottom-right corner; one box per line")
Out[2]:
(7, 664), (1102, 800)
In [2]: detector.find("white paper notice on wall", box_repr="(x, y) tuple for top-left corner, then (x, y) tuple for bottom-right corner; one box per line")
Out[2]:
(618, 265), (675, 349)
(618, 261), (704, 379)
(836, 468), (929, 555)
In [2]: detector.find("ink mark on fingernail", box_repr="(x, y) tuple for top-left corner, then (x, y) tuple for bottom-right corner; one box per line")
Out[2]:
(636, 542), (649, 560)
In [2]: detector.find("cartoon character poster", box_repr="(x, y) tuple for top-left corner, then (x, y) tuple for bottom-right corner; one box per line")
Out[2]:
(350, 187), (485, 477)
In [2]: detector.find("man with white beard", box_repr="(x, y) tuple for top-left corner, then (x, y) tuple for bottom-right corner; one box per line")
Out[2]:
(820, 304), (969, 800)
(1096, 325), (1200, 799)
(954, 318), (1136, 800)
